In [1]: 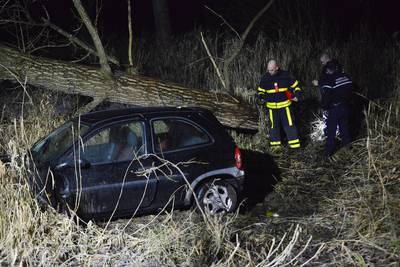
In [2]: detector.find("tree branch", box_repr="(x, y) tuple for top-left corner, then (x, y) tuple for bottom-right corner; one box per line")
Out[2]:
(72, 0), (112, 76)
(127, 0), (133, 68)
(126, 0), (137, 74)
(74, 96), (105, 115)
(204, 5), (240, 39)
(223, 0), (276, 93)
(200, 32), (226, 89)
(240, 0), (276, 44)
(43, 19), (120, 66)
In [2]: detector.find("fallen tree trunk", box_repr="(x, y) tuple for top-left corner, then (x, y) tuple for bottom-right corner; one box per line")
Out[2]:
(0, 45), (259, 130)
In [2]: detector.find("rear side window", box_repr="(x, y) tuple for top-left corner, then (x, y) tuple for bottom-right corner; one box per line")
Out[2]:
(152, 118), (210, 153)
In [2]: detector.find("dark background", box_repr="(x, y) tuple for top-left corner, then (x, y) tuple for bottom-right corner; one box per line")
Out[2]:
(32, 0), (400, 38)
(1, 0), (399, 101)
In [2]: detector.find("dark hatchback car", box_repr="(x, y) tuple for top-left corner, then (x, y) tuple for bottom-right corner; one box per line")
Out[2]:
(28, 107), (244, 220)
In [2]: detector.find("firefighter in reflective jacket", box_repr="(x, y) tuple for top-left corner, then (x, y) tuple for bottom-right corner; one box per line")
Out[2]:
(320, 61), (352, 157)
(257, 59), (301, 149)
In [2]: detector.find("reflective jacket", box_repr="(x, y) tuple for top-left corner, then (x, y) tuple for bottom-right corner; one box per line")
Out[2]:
(257, 70), (301, 109)
(320, 71), (353, 110)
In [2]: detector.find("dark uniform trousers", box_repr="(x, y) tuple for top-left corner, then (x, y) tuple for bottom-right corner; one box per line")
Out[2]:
(320, 69), (353, 157)
(325, 104), (351, 156)
(268, 106), (300, 148)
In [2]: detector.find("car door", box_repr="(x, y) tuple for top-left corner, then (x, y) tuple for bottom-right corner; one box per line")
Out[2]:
(109, 120), (158, 214)
(150, 117), (215, 207)
(58, 119), (157, 219)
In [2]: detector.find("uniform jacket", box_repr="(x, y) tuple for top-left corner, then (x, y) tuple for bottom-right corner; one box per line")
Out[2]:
(257, 70), (301, 109)
(320, 71), (353, 110)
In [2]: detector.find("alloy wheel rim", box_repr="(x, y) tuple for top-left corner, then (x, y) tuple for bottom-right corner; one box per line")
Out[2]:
(202, 185), (232, 215)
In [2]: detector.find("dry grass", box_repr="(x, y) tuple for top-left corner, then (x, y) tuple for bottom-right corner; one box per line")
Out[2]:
(0, 89), (324, 266)
(0, 30), (400, 265)
(137, 32), (399, 105)
(0, 91), (399, 266)
(252, 101), (400, 266)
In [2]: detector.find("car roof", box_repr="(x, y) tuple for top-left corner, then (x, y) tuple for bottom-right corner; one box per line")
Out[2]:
(76, 106), (213, 125)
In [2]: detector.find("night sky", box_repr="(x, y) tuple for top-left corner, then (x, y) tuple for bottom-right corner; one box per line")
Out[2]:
(33, 0), (400, 37)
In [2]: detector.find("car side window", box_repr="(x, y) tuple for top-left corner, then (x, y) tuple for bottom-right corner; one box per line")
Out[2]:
(152, 119), (210, 153)
(80, 121), (145, 164)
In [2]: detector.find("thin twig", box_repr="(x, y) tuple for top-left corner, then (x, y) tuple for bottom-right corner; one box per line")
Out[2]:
(204, 5), (240, 39)
(43, 19), (120, 66)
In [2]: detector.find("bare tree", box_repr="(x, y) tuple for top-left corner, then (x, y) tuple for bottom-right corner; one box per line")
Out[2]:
(0, 0), (259, 130)
(0, 45), (258, 130)
(203, 0), (276, 93)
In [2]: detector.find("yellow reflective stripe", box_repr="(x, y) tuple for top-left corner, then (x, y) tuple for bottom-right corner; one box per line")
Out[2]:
(266, 87), (288, 93)
(288, 139), (300, 144)
(289, 143), (301, 148)
(266, 100), (291, 109)
(286, 107), (293, 126)
(257, 87), (266, 92)
(269, 109), (274, 128)
(294, 87), (301, 92)
(270, 141), (281, 145)
(290, 80), (299, 88)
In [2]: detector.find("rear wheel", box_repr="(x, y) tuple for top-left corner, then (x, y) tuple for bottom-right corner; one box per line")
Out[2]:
(195, 180), (238, 215)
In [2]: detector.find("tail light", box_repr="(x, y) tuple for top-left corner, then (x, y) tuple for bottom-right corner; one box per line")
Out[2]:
(234, 145), (242, 170)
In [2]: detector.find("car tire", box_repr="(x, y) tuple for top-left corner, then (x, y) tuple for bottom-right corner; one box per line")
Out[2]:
(195, 180), (238, 215)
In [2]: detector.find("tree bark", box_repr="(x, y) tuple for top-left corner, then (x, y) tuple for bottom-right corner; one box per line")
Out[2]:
(72, 0), (112, 77)
(0, 45), (258, 130)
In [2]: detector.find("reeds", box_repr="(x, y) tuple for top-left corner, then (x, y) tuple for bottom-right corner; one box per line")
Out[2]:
(0, 89), (325, 266)
(0, 25), (399, 266)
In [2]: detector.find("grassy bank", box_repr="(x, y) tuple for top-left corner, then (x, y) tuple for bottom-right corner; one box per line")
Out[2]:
(0, 90), (399, 266)
(0, 30), (400, 265)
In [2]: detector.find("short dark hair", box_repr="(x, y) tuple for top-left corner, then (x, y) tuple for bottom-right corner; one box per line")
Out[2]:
(326, 59), (340, 73)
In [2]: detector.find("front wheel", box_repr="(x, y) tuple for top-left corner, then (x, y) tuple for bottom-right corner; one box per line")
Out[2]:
(195, 180), (238, 215)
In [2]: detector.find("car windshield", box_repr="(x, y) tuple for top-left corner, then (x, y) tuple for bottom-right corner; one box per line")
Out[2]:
(31, 120), (90, 163)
